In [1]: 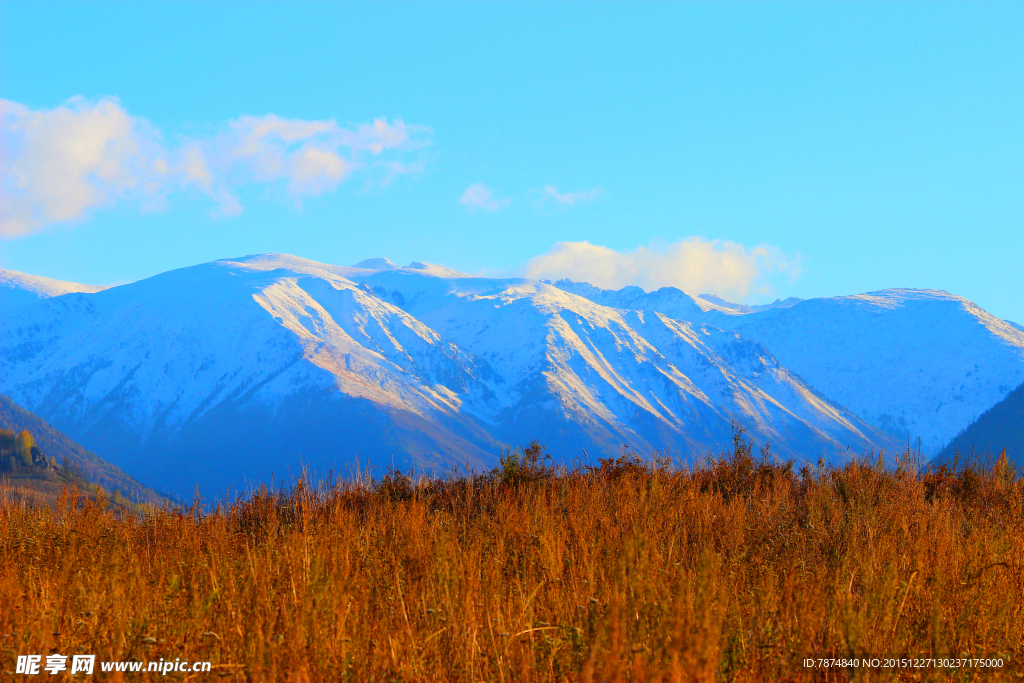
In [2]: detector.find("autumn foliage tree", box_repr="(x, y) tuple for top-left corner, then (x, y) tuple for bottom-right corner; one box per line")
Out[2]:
(0, 428), (36, 468)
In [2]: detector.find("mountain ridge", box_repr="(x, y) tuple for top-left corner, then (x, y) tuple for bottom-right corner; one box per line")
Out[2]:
(0, 268), (107, 316)
(0, 254), (898, 498)
(554, 280), (1024, 457)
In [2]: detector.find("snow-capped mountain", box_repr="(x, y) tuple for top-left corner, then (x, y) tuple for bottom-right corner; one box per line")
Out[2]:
(0, 255), (893, 498)
(0, 257), (503, 497)
(554, 279), (745, 324)
(557, 281), (1024, 456)
(696, 294), (804, 314)
(723, 290), (1024, 455)
(355, 262), (894, 459)
(0, 268), (106, 315)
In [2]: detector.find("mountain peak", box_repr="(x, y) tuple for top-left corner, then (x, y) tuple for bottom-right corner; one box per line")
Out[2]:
(402, 261), (470, 278)
(847, 288), (959, 307)
(218, 254), (354, 280)
(212, 253), (472, 281)
(0, 268), (106, 298)
(352, 257), (400, 270)
(552, 279), (605, 298)
(698, 293), (753, 313)
(0, 268), (108, 316)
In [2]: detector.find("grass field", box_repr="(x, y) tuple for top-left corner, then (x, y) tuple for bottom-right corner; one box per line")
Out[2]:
(1, 433), (1022, 681)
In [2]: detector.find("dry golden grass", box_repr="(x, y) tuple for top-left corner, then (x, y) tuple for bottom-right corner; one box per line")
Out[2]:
(1, 437), (1022, 682)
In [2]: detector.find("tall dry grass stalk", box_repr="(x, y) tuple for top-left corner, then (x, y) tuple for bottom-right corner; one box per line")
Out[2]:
(1, 439), (1022, 681)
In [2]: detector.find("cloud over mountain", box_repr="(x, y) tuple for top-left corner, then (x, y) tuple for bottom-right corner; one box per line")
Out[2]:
(523, 238), (801, 300)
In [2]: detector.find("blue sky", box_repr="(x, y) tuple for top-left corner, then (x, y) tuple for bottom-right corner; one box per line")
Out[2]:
(2, 2), (1022, 320)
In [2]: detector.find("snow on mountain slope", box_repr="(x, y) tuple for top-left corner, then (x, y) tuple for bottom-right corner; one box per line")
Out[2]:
(0, 257), (504, 497)
(0, 255), (897, 497)
(697, 293), (754, 313)
(721, 290), (1024, 455)
(356, 265), (896, 462)
(696, 293), (805, 314)
(554, 279), (744, 323)
(0, 268), (106, 315)
(556, 280), (1024, 456)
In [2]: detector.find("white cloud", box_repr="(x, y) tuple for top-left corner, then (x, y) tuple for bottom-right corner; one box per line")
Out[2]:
(287, 146), (350, 196)
(459, 183), (510, 211)
(0, 97), (431, 237)
(0, 97), (164, 237)
(538, 185), (605, 206)
(341, 118), (427, 154)
(523, 238), (801, 301)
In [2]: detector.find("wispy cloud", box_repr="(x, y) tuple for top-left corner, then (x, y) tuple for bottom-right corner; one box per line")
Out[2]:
(537, 185), (605, 206)
(459, 183), (510, 211)
(523, 238), (801, 301)
(0, 96), (432, 237)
